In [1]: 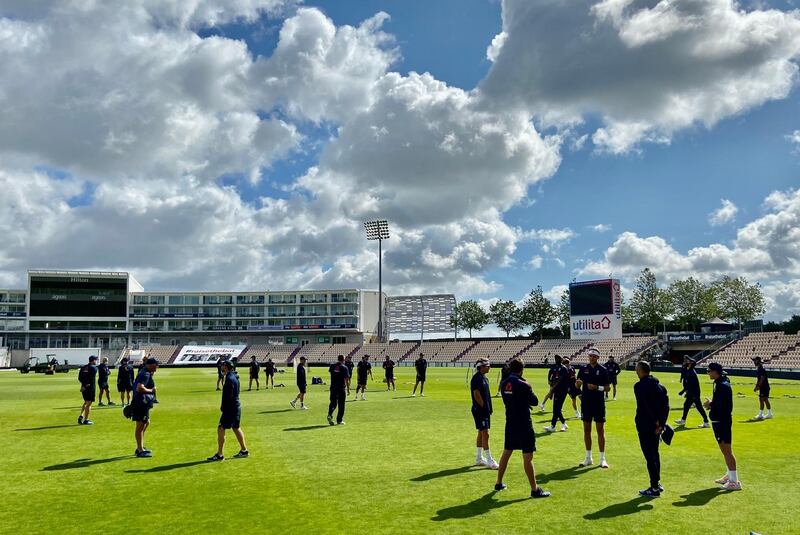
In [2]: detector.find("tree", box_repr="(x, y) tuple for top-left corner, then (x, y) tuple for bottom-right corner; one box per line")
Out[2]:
(556, 288), (571, 336)
(667, 277), (719, 331)
(712, 276), (766, 330)
(629, 268), (673, 334)
(489, 300), (523, 338)
(449, 300), (489, 338)
(520, 286), (556, 340)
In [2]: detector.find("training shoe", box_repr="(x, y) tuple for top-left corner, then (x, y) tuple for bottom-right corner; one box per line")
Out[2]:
(560, 423), (569, 432)
(579, 458), (593, 467)
(699, 422), (711, 428)
(290, 400), (296, 409)
(539, 404), (546, 412)
(575, 411), (581, 419)
(233, 450), (249, 458)
(411, 393), (416, 397)
(494, 483), (507, 491)
(77, 416), (83, 425)
(300, 405), (309, 410)
(600, 459), (609, 469)
(135, 450), (153, 458)
(531, 487), (551, 498)
(98, 402), (105, 406)
(765, 413), (774, 419)
(107, 401), (116, 406)
(657, 483), (664, 492)
(722, 480), (742, 491)
(613, 397), (617, 401)
(327, 415), (334, 426)
(337, 421), (346, 425)
(487, 460), (499, 470)
(420, 393), (425, 397)
(674, 419), (686, 426)
(714, 474), (730, 485)
(639, 488), (661, 497)
(361, 396), (366, 401)
(543, 425), (556, 433)
(476, 458), (487, 466)
(754, 414), (764, 421)
(206, 453), (224, 462)
(83, 420), (94, 425)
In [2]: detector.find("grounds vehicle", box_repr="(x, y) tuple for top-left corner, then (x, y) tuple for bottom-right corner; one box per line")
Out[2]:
(19, 355), (70, 374)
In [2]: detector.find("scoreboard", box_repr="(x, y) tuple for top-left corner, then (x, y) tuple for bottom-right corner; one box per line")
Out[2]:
(569, 279), (622, 340)
(29, 275), (128, 318)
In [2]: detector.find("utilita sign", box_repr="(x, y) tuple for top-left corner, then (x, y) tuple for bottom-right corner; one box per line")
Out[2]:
(569, 279), (623, 340)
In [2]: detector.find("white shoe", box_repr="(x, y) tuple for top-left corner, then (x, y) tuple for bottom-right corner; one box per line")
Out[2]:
(290, 400), (296, 409)
(699, 422), (710, 428)
(420, 393), (425, 397)
(722, 480), (742, 491)
(714, 474), (729, 485)
(361, 396), (366, 401)
(487, 460), (499, 470)
(560, 423), (568, 432)
(411, 394), (416, 397)
(543, 426), (555, 433)
(354, 397), (358, 401)
(575, 411), (581, 419)
(600, 459), (609, 469)
(754, 414), (764, 420)
(765, 413), (774, 419)
(300, 405), (308, 410)
(580, 458), (593, 467)
(612, 397), (617, 401)
(539, 405), (546, 412)
(674, 419), (686, 426)
(476, 458), (487, 466)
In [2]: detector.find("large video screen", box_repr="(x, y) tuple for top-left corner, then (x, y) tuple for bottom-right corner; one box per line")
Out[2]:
(29, 276), (127, 317)
(570, 281), (613, 316)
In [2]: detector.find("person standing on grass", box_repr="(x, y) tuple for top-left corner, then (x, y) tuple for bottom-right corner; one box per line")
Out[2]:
(496, 359), (511, 397)
(383, 355), (396, 391)
(344, 355), (355, 395)
(290, 356), (308, 410)
(412, 353), (428, 397)
(539, 356), (560, 412)
(494, 359), (550, 499)
(471, 358), (498, 469)
(605, 355), (621, 401)
(216, 357), (225, 391)
(97, 357), (114, 406)
(132, 358), (159, 458)
(208, 360), (249, 461)
(77, 355), (99, 425)
(576, 348), (611, 468)
(327, 355), (350, 426)
(675, 357), (709, 428)
(264, 358), (276, 389)
(564, 357), (582, 419)
(354, 355), (373, 401)
(248, 356), (260, 391)
(752, 357), (773, 420)
(117, 357), (135, 406)
(543, 355), (569, 433)
(703, 363), (742, 491)
(634, 361), (670, 497)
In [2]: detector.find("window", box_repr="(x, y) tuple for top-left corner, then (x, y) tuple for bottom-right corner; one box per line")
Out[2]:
(9, 293), (26, 303)
(317, 336), (331, 343)
(185, 295), (200, 305)
(284, 336), (298, 344)
(236, 295), (265, 304)
(332, 336), (347, 344)
(269, 294), (296, 304)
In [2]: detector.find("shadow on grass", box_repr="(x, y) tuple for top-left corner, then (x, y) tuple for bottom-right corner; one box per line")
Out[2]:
(538, 465), (598, 484)
(42, 456), (130, 471)
(739, 419), (766, 424)
(674, 426), (703, 433)
(672, 487), (725, 507)
(283, 425), (331, 431)
(125, 460), (208, 473)
(584, 496), (656, 520)
(432, 491), (528, 521)
(411, 465), (480, 482)
(16, 424), (79, 431)
(259, 409), (292, 414)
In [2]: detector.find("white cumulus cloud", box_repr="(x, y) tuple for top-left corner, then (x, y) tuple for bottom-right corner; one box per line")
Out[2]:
(708, 199), (739, 226)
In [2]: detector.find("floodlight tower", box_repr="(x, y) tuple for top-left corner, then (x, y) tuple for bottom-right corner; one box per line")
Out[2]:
(364, 219), (390, 342)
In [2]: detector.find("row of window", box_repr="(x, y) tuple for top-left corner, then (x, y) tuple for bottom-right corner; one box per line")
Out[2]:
(128, 306), (358, 317)
(0, 319), (25, 331)
(0, 293), (26, 303)
(131, 317), (357, 331)
(131, 292), (359, 306)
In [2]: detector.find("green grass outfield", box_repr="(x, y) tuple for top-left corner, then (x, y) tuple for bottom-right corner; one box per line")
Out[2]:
(1, 366), (798, 535)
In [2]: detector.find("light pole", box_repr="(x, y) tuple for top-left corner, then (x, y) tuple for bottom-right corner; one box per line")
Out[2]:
(364, 220), (390, 342)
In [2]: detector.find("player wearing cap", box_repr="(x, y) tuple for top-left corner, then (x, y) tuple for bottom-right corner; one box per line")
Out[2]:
(539, 357), (560, 412)
(96, 357), (114, 406)
(263, 358), (276, 389)
(703, 362), (742, 490)
(290, 356), (309, 410)
(605, 355), (621, 401)
(117, 357), (135, 406)
(675, 357), (709, 428)
(494, 359), (550, 498)
(412, 353), (428, 397)
(77, 355), (99, 425)
(634, 361), (670, 497)
(208, 360), (249, 461)
(471, 358), (498, 469)
(355, 355), (373, 401)
(327, 355), (350, 425)
(344, 355), (354, 395)
(132, 358), (159, 457)
(753, 357), (773, 420)
(576, 348), (611, 468)
(216, 357), (225, 391)
(543, 355), (569, 433)
(248, 356), (260, 391)
(564, 357), (581, 419)
(383, 355), (396, 391)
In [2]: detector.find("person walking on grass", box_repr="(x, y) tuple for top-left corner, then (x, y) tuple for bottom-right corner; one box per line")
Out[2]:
(634, 361), (670, 497)
(543, 355), (569, 433)
(216, 357), (225, 391)
(208, 360), (249, 461)
(752, 357), (773, 420)
(675, 357), (709, 428)
(132, 358), (159, 458)
(344, 355), (354, 396)
(354, 355), (373, 401)
(117, 357), (135, 406)
(248, 356), (260, 391)
(412, 353), (428, 397)
(383, 355), (396, 391)
(290, 356), (309, 410)
(576, 348), (610, 468)
(564, 357), (582, 419)
(539, 356), (560, 412)
(605, 355), (621, 401)
(264, 358), (276, 389)
(704, 363), (742, 491)
(494, 359), (550, 499)
(97, 357), (114, 406)
(327, 355), (350, 426)
(77, 355), (98, 425)
(471, 358), (498, 469)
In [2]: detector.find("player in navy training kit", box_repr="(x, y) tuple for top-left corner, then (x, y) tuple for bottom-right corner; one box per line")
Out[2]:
(383, 356), (396, 391)
(703, 362), (742, 490)
(753, 357), (773, 420)
(117, 357), (135, 406)
(605, 355), (621, 401)
(675, 357), (709, 428)
(208, 360), (249, 461)
(263, 358), (276, 389)
(543, 355), (569, 433)
(564, 357), (582, 419)
(634, 361), (670, 497)
(412, 353), (427, 397)
(354, 355), (373, 401)
(216, 357), (224, 391)
(132, 358), (159, 457)
(576, 348), (611, 468)
(327, 355), (350, 425)
(248, 356), (260, 391)
(471, 358), (498, 469)
(539, 358), (560, 412)
(290, 356), (308, 409)
(77, 355), (99, 425)
(494, 359), (550, 498)
(97, 357), (114, 406)
(344, 355), (355, 395)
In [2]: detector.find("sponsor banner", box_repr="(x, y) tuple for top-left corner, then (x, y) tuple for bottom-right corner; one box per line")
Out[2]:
(667, 333), (734, 342)
(571, 314), (623, 339)
(570, 278), (622, 340)
(173, 345), (246, 365)
(282, 324), (356, 330)
(0, 312), (26, 317)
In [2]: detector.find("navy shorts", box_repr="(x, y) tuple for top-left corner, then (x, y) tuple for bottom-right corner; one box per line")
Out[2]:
(219, 408), (241, 429)
(117, 384), (133, 393)
(712, 422), (732, 444)
(297, 384), (307, 394)
(82, 388), (96, 402)
(416, 374), (426, 382)
(472, 410), (491, 431)
(358, 377), (368, 387)
(504, 423), (536, 454)
(98, 381), (109, 390)
(759, 388), (770, 398)
(386, 373), (394, 380)
(569, 386), (581, 399)
(131, 405), (150, 422)
(581, 400), (606, 423)
(610, 377), (618, 385)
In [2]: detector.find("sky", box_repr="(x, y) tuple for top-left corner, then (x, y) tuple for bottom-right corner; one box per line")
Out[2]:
(1, 0), (799, 330)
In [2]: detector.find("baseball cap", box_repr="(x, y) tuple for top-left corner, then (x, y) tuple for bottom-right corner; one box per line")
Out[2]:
(145, 357), (160, 366)
(587, 348), (601, 358)
(752, 356), (762, 363)
(89, 355), (98, 362)
(475, 358), (490, 369)
(707, 362), (723, 373)
(299, 356), (307, 361)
